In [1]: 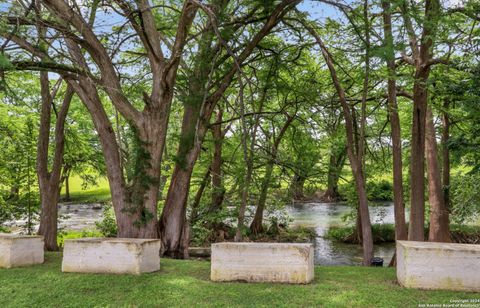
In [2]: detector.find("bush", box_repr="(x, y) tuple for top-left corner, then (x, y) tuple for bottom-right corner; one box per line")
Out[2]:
(339, 180), (394, 206)
(95, 204), (117, 237)
(366, 180), (393, 201)
(451, 172), (480, 224)
(57, 229), (102, 247)
(325, 223), (480, 244)
(324, 224), (396, 244)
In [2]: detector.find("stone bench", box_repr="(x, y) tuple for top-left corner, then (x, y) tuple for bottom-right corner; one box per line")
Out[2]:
(397, 240), (480, 292)
(0, 234), (44, 268)
(62, 238), (160, 274)
(211, 242), (314, 284)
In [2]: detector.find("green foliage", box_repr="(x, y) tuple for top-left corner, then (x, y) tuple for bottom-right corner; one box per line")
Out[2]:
(0, 105), (39, 231)
(366, 180), (394, 201)
(95, 204), (118, 237)
(0, 53), (12, 69)
(57, 229), (102, 247)
(123, 123), (156, 226)
(325, 224), (396, 244)
(326, 223), (480, 244)
(451, 172), (480, 224)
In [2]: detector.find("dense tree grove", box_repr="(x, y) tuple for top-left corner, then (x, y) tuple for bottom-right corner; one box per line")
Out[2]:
(0, 0), (479, 264)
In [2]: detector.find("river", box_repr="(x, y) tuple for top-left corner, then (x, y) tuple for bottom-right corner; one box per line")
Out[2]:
(287, 202), (397, 265)
(6, 202), (398, 266)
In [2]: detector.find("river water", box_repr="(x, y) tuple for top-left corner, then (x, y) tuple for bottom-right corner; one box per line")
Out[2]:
(7, 202), (398, 266)
(287, 202), (396, 266)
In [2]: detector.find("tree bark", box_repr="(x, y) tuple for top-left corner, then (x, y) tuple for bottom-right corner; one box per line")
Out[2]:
(64, 174), (70, 201)
(209, 108), (226, 214)
(37, 76), (73, 251)
(291, 174), (306, 200)
(426, 107), (450, 242)
(442, 101), (450, 211)
(401, 0), (441, 242)
(323, 146), (346, 202)
(190, 167), (211, 225)
(382, 0), (407, 241)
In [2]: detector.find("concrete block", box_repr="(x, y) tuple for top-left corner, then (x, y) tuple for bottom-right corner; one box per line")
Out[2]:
(396, 240), (480, 291)
(62, 238), (160, 274)
(211, 242), (314, 284)
(0, 234), (44, 268)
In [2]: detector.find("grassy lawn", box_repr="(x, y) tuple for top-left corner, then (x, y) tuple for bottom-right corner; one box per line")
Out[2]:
(60, 175), (111, 203)
(0, 253), (478, 307)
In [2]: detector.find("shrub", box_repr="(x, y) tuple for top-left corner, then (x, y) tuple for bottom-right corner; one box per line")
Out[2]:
(95, 204), (117, 237)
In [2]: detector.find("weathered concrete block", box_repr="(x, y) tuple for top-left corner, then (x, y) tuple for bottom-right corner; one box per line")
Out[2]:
(397, 240), (480, 292)
(211, 242), (314, 284)
(0, 234), (44, 268)
(62, 238), (160, 274)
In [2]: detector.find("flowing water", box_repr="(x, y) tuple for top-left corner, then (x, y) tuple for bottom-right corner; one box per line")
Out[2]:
(7, 201), (397, 266)
(287, 202), (397, 266)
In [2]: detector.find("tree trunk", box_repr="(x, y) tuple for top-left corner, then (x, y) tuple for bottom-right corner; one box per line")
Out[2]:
(426, 108), (450, 242)
(250, 162), (274, 234)
(408, 70), (428, 241)
(401, 0), (440, 242)
(291, 174), (306, 200)
(190, 167), (211, 224)
(159, 101), (204, 257)
(250, 114), (294, 234)
(323, 147), (346, 201)
(442, 101), (450, 210)
(302, 21), (374, 265)
(159, 0), (299, 255)
(66, 40), (164, 240)
(64, 174), (70, 201)
(382, 0), (407, 241)
(37, 76), (73, 251)
(209, 109), (226, 214)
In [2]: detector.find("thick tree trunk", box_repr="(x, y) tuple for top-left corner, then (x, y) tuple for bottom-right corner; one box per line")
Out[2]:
(291, 174), (306, 200)
(38, 189), (60, 250)
(401, 0), (440, 242)
(250, 163), (274, 234)
(323, 147), (346, 202)
(408, 71), (428, 241)
(426, 108), (450, 242)
(66, 39), (165, 239)
(159, 101), (205, 257)
(382, 0), (407, 241)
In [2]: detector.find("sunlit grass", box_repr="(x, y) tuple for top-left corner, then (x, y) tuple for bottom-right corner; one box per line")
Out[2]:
(0, 253), (478, 307)
(60, 175), (110, 203)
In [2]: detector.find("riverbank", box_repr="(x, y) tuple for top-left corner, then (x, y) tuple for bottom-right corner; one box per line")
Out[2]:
(325, 223), (480, 244)
(1, 253), (478, 307)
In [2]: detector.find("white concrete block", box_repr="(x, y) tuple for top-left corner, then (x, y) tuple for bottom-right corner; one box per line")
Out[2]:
(62, 238), (160, 274)
(396, 240), (480, 291)
(0, 234), (44, 268)
(211, 242), (314, 284)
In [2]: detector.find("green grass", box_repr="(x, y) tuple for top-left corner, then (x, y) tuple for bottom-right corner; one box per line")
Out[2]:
(0, 253), (478, 307)
(60, 175), (111, 203)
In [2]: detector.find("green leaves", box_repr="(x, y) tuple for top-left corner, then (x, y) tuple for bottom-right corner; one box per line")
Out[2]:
(0, 53), (12, 70)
